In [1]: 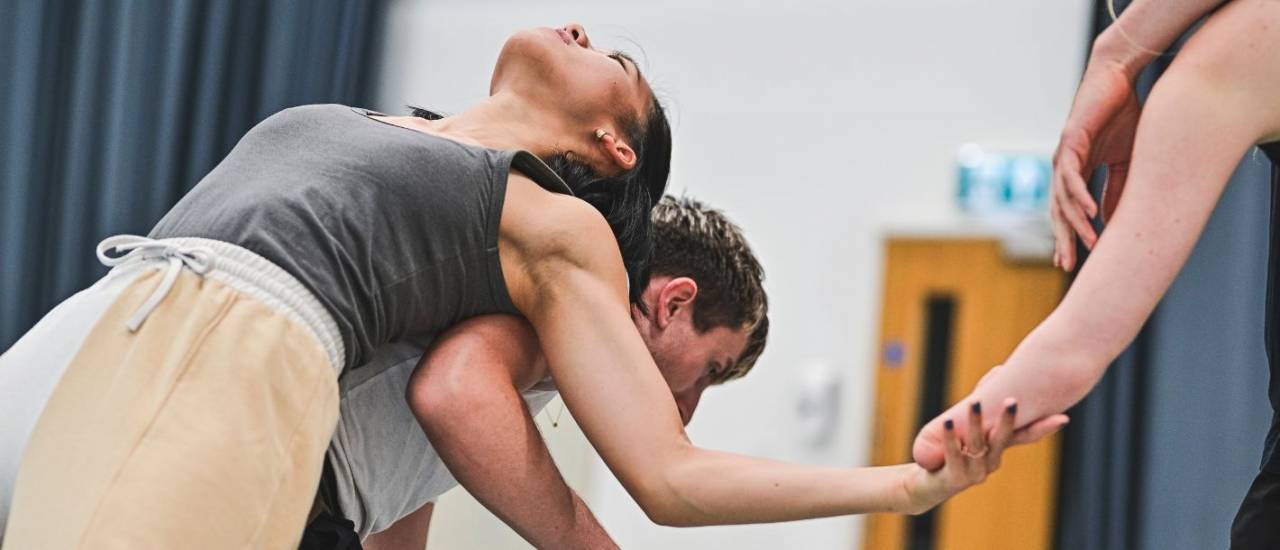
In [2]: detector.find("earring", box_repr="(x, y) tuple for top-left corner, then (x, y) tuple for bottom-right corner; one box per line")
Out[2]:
(594, 128), (610, 141)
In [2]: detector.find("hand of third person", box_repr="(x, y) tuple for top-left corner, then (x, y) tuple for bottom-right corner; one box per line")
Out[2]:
(1050, 58), (1141, 271)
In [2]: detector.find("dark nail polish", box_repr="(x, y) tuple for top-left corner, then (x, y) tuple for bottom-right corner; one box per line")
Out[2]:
(971, 402), (982, 414)
(944, 419), (954, 430)
(1007, 403), (1017, 415)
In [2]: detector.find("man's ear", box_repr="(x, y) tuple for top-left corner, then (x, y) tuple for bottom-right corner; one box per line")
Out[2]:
(597, 130), (637, 172)
(656, 276), (698, 329)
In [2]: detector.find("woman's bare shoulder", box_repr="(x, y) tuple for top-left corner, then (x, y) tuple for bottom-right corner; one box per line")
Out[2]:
(500, 172), (618, 264)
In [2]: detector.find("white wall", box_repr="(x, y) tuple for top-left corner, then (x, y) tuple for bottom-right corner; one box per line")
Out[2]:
(374, 1), (1090, 548)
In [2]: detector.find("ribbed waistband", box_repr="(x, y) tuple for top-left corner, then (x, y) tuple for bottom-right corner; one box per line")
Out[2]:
(107, 237), (345, 374)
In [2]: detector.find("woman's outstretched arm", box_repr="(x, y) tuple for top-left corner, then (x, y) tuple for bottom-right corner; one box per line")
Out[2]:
(501, 182), (1062, 526)
(917, 0), (1280, 470)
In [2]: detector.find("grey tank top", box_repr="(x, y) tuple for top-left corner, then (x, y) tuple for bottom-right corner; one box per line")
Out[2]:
(326, 341), (558, 538)
(149, 104), (572, 371)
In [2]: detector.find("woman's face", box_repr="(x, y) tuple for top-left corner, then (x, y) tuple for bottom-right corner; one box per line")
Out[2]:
(492, 24), (652, 162)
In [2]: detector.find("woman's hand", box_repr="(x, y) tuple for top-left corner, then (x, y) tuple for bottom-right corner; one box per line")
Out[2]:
(1051, 59), (1141, 272)
(902, 399), (1067, 515)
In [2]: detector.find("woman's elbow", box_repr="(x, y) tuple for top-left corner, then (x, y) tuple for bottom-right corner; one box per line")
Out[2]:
(625, 461), (707, 528)
(634, 489), (696, 528)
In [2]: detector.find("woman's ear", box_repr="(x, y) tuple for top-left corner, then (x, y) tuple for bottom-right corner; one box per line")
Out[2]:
(595, 129), (637, 172)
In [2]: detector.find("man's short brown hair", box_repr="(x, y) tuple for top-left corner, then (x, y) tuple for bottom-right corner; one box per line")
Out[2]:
(650, 196), (768, 383)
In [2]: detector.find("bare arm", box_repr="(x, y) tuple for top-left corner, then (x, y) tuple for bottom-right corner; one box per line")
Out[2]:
(408, 315), (616, 549)
(364, 502), (433, 550)
(917, 0), (1280, 469)
(498, 183), (1057, 526)
(1050, 0), (1230, 268)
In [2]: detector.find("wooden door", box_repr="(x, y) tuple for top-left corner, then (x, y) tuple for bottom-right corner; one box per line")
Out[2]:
(863, 238), (1064, 550)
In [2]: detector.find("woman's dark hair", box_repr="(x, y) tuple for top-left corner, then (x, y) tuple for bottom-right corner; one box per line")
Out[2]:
(410, 92), (672, 304)
(552, 95), (671, 302)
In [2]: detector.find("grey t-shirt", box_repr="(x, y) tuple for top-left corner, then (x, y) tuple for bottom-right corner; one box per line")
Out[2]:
(150, 104), (572, 372)
(326, 341), (558, 538)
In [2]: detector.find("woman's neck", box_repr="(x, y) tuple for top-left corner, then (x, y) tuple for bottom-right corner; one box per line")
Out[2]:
(409, 92), (573, 158)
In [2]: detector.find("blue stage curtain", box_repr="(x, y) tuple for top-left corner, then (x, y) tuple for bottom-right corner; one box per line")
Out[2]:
(0, 0), (386, 348)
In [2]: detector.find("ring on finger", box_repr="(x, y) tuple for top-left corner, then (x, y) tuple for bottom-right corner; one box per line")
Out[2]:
(961, 447), (989, 459)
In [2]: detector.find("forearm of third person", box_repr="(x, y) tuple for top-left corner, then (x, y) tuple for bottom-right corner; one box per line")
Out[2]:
(958, 177), (1225, 428)
(956, 52), (1264, 430)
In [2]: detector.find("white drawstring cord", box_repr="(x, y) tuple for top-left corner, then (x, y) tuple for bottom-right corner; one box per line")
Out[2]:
(96, 235), (215, 332)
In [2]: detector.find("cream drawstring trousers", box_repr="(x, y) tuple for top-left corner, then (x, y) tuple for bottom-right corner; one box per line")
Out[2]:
(0, 235), (344, 549)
